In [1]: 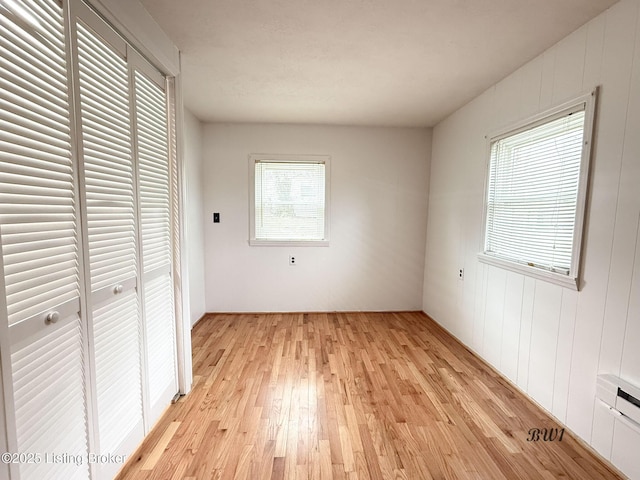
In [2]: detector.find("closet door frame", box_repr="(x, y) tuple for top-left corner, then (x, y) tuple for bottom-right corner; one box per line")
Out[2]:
(169, 72), (193, 397)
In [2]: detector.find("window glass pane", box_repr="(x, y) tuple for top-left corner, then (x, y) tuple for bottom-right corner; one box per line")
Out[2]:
(485, 109), (586, 274)
(255, 161), (326, 241)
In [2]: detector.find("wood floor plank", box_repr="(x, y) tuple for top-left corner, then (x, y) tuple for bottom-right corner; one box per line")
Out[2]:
(140, 421), (181, 471)
(116, 312), (624, 480)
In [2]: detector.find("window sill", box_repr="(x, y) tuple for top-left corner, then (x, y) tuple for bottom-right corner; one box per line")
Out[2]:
(249, 239), (330, 247)
(477, 253), (579, 290)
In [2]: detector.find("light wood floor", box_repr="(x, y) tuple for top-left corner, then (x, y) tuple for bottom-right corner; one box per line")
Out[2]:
(115, 312), (623, 480)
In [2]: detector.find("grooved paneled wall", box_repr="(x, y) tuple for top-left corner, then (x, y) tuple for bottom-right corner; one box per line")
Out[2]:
(423, 0), (640, 477)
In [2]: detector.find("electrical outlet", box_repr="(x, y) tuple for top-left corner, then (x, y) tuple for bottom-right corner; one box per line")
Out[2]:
(289, 256), (296, 266)
(459, 268), (464, 280)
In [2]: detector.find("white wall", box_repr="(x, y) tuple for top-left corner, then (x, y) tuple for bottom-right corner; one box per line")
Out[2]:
(184, 110), (207, 326)
(203, 123), (431, 312)
(423, 0), (640, 477)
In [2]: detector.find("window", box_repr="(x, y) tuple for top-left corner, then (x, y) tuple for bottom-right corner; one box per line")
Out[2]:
(479, 90), (597, 289)
(250, 154), (330, 245)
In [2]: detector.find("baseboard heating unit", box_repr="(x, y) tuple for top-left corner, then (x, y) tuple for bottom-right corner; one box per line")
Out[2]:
(595, 374), (640, 478)
(596, 374), (640, 427)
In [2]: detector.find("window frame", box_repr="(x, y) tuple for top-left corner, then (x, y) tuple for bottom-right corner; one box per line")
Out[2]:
(249, 153), (331, 246)
(478, 88), (598, 290)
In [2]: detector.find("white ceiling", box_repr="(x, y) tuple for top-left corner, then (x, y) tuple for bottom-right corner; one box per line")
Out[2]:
(140, 0), (616, 127)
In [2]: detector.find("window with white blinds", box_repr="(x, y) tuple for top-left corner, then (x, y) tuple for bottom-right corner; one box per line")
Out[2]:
(480, 92), (596, 289)
(250, 155), (330, 245)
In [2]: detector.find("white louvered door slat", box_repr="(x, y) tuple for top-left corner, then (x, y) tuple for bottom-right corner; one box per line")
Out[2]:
(134, 68), (178, 424)
(143, 275), (175, 409)
(12, 318), (88, 480)
(0, 1), (90, 479)
(91, 292), (140, 453)
(75, 15), (144, 473)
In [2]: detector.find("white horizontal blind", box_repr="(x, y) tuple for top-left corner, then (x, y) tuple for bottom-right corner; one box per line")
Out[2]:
(0, 0), (80, 326)
(134, 70), (177, 417)
(485, 108), (586, 274)
(255, 161), (326, 241)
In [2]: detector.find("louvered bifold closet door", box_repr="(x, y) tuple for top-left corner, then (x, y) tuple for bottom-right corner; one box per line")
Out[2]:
(73, 7), (144, 475)
(0, 1), (90, 479)
(133, 65), (178, 425)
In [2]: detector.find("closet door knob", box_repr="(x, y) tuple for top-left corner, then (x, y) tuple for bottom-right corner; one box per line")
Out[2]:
(113, 284), (123, 294)
(46, 311), (60, 324)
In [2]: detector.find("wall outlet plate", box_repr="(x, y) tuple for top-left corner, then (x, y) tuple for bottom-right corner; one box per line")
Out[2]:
(289, 256), (296, 266)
